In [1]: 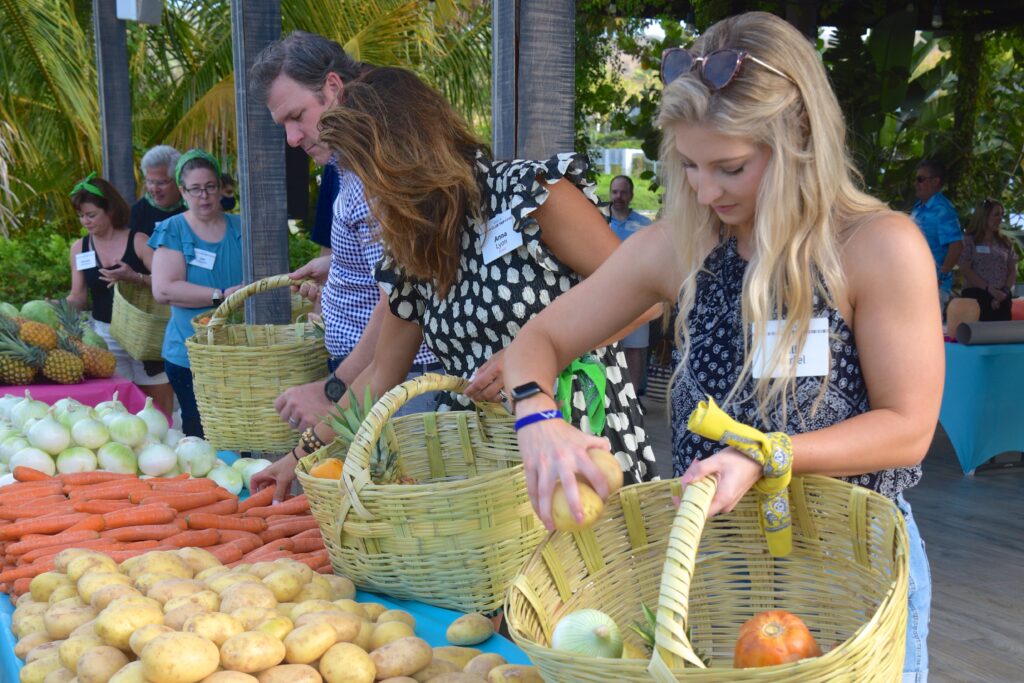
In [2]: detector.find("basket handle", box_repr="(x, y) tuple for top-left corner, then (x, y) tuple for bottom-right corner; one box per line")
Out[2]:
(647, 475), (718, 679)
(207, 274), (315, 327)
(340, 373), (508, 519)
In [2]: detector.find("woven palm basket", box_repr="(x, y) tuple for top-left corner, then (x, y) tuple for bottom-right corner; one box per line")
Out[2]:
(110, 282), (171, 361)
(506, 475), (909, 681)
(186, 275), (328, 452)
(296, 374), (546, 614)
(190, 292), (313, 333)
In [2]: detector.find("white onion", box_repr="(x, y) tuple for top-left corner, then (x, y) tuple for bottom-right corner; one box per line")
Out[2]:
(11, 392), (48, 430)
(551, 609), (624, 658)
(163, 428), (184, 449)
(234, 458), (272, 490)
(159, 464), (181, 478)
(0, 436), (29, 465)
(27, 414), (72, 456)
(97, 442), (137, 474)
(95, 391), (125, 416)
(137, 442), (178, 477)
(99, 410), (123, 428)
(60, 404), (96, 430)
(136, 397), (169, 441)
(56, 446), (98, 474)
(0, 394), (21, 421)
(108, 414), (148, 448)
(175, 437), (218, 477)
(52, 398), (78, 422)
(206, 465), (243, 495)
(0, 473), (15, 488)
(0, 425), (18, 444)
(71, 418), (110, 450)
(10, 447), (57, 477)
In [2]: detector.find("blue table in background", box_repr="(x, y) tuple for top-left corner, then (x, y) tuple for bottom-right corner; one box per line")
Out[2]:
(939, 342), (1024, 473)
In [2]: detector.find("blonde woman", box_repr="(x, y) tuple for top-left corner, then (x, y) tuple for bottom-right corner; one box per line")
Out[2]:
(958, 198), (1017, 321)
(503, 12), (940, 680)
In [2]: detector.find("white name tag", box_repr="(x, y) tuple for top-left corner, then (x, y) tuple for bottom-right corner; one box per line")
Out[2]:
(752, 317), (830, 379)
(189, 248), (217, 270)
(75, 251), (97, 271)
(976, 245), (991, 254)
(482, 211), (524, 264)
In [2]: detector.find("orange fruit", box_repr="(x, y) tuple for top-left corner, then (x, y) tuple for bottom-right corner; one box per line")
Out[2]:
(309, 458), (343, 479)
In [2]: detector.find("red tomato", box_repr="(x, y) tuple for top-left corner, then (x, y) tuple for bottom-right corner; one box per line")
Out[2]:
(734, 610), (822, 668)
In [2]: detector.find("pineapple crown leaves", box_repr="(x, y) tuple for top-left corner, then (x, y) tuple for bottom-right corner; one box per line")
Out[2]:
(0, 314), (18, 338)
(628, 603), (710, 666)
(0, 330), (45, 368)
(56, 332), (82, 356)
(322, 385), (400, 482)
(53, 300), (85, 337)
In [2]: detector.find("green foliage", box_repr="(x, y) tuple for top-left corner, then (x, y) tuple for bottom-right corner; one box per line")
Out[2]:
(0, 225), (77, 304)
(287, 229), (322, 273)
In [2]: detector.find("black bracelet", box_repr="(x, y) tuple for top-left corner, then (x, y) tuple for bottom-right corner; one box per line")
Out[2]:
(299, 427), (327, 455)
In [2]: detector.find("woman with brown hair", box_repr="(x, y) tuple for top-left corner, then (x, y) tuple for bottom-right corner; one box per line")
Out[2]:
(958, 198), (1017, 321)
(251, 66), (659, 497)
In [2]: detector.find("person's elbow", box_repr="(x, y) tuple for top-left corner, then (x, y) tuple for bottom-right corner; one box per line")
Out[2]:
(151, 281), (171, 305)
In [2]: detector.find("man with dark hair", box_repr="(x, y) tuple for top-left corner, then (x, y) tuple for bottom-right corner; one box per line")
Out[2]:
(249, 31), (438, 444)
(912, 160), (962, 314)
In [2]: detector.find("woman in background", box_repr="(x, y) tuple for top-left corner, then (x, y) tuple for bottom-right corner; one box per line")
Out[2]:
(958, 198), (1017, 321)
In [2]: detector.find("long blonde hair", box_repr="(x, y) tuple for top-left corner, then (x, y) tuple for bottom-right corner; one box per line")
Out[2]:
(659, 12), (890, 421)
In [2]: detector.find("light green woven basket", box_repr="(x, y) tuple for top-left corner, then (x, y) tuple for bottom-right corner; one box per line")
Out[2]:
(110, 281), (170, 361)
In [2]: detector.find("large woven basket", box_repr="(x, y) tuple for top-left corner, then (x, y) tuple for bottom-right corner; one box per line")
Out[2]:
(191, 292), (313, 333)
(296, 374), (545, 614)
(186, 275), (328, 452)
(110, 282), (171, 361)
(507, 475), (909, 681)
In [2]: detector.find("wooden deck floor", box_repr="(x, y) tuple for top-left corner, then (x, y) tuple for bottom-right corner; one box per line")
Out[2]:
(641, 397), (1024, 683)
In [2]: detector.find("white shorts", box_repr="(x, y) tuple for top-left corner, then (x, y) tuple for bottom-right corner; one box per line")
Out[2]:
(91, 320), (170, 386)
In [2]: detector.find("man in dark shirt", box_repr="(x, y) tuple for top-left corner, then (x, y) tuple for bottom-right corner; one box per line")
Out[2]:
(129, 145), (186, 235)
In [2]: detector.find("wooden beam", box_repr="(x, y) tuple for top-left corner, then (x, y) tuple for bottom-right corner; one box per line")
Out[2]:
(230, 0), (289, 324)
(491, 1), (517, 159)
(92, 0), (135, 202)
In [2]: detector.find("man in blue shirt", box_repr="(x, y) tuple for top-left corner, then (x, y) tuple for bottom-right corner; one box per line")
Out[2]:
(911, 160), (962, 314)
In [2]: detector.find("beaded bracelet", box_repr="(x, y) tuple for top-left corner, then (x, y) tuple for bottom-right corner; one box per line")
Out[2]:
(298, 427), (327, 455)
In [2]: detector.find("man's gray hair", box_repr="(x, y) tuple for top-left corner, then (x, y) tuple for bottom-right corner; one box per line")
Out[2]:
(249, 31), (362, 103)
(140, 145), (181, 175)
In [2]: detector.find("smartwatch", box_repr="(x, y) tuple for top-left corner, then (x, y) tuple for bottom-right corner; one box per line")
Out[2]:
(510, 381), (547, 407)
(211, 288), (224, 307)
(324, 374), (347, 402)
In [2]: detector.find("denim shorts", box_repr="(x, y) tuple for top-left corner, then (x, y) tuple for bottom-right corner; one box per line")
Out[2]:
(897, 494), (931, 682)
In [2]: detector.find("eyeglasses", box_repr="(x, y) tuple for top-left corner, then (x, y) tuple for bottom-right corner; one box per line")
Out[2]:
(914, 175), (934, 184)
(145, 178), (173, 189)
(660, 47), (795, 90)
(182, 183), (220, 197)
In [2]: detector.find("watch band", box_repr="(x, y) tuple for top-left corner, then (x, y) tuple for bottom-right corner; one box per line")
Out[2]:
(324, 375), (347, 402)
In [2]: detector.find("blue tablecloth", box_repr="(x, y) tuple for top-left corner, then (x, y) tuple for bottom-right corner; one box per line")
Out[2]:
(0, 589), (528, 679)
(939, 342), (1024, 473)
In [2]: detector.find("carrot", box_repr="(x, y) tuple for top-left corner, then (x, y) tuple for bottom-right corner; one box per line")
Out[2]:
(217, 531), (264, 555)
(72, 499), (134, 514)
(0, 501), (75, 520)
(102, 504), (176, 530)
(185, 513), (266, 533)
(240, 540), (293, 563)
(59, 472), (139, 486)
(0, 559), (55, 583)
(187, 498), (238, 515)
(145, 478), (216, 492)
(6, 529), (101, 556)
(243, 495), (309, 518)
(238, 485), (276, 513)
(207, 543), (245, 564)
(12, 467), (54, 482)
(290, 536), (325, 553)
(0, 483), (65, 503)
(260, 518), (319, 542)
(101, 523), (187, 543)
(134, 490), (224, 511)
(18, 537), (122, 564)
(11, 577), (33, 595)
(316, 564), (335, 574)
(68, 483), (150, 501)
(289, 550), (330, 569)
(162, 529), (220, 548)
(0, 513), (92, 540)
(294, 528), (323, 539)
(105, 545), (163, 564)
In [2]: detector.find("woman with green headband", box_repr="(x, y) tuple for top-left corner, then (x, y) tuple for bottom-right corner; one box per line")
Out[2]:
(148, 149), (243, 437)
(67, 173), (174, 415)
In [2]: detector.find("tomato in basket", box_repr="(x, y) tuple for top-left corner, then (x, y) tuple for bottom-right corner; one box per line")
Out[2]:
(734, 610), (822, 668)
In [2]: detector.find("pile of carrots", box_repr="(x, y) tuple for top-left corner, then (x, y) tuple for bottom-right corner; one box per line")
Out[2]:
(0, 466), (329, 596)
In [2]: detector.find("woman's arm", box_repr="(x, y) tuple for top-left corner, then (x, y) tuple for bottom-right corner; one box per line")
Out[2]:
(150, 247), (238, 308)
(66, 239), (88, 311)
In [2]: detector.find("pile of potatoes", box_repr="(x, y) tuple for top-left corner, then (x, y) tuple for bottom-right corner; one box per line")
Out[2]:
(10, 547), (541, 683)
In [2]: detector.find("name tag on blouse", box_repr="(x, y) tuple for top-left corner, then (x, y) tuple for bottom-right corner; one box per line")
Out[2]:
(189, 249), (217, 270)
(752, 317), (830, 378)
(75, 251), (97, 271)
(482, 211), (523, 264)
(976, 245), (991, 254)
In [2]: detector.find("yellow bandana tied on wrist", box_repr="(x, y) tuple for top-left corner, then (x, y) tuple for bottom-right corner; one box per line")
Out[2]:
(687, 396), (793, 557)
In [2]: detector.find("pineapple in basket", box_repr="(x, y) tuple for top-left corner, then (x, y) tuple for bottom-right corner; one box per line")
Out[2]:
(54, 301), (116, 378)
(0, 326), (38, 385)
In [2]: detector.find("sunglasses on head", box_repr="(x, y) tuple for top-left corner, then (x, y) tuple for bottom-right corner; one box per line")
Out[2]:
(660, 47), (795, 90)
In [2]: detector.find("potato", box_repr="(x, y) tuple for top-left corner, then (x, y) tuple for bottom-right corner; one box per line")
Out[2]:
(486, 665), (543, 682)
(148, 578), (206, 604)
(219, 582), (277, 614)
(207, 573), (261, 595)
(256, 616), (294, 641)
(26, 641), (63, 663)
(163, 603), (208, 631)
(284, 621), (338, 664)
(550, 481), (604, 532)
(293, 611), (361, 643)
(291, 600), (339, 621)
(352, 620), (375, 652)
(44, 602), (97, 640)
(95, 601), (164, 650)
(320, 575), (355, 601)
(134, 572), (184, 595)
(431, 647), (482, 671)
(272, 559), (313, 584)
(31, 572), (75, 603)
(142, 632), (221, 683)
(359, 602), (387, 622)
(376, 610), (415, 629)
(89, 584), (142, 611)
(256, 663), (323, 683)
(219, 631), (287, 673)
(53, 548), (101, 573)
(293, 580), (332, 603)
(127, 551), (193, 580)
(370, 637), (433, 679)
(195, 566), (230, 583)
(428, 675), (487, 683)
(16, 631), (54, 659)
(318, 642), (376, 683)
(588, 448), (624, 494)
(58, 635), (104, 672)
(13, 612), (45, 640)
(47, 586), (82, 606)
(378, 679), (418, 683)
(76, 645), (130, 683)
(370, 621), (415, 650)
(106, 595), (163, 612)
(128, 623), (174, 657)
(230, 607), (278, 631)
(108, 660), (148, 683)
(409, 659), (459, 682)
(262, 569), (305, 602)
(185, 612), (245, 647)
(76, 572), (132, 604)
(66, 554), (117, 583)
(69, 619), (97, 639)
(199, 673), (259, 683)
(15, 592), (38, 607)
(445, 614), (493, 646)
(332, 599), (368, 620)
(176, 547), (222, 575)
(463, 653), (507, 677)
(164, 590), (220, 614)
(42, 667), (75, 683)
(19, 653), (63, 683)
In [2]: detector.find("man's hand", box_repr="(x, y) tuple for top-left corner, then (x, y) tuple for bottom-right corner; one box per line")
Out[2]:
(275, 377), (334, 431)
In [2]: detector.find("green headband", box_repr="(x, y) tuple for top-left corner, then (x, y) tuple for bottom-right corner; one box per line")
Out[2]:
(175, 149), (221, 185)
(70, 172), (104, 199)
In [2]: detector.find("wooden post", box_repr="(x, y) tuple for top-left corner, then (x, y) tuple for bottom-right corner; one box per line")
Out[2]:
(492, 0), (575, 160)
(92, 0), (135, 202)
(230, 0), (290, 324)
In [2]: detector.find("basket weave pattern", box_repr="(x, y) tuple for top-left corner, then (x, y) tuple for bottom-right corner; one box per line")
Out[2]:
(297, 374), (545, 614)
(186, 275), (328, 452)
(507, 475), (909, 681)
(110, 282), (171, 361)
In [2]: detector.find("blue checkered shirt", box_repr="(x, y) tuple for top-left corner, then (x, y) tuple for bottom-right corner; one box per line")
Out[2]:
(321, 164), (435, 366)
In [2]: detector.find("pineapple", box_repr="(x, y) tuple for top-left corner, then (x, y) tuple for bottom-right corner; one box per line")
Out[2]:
(53, 299), (86, 339)
(43, 345), (85, 384)
(0, 329), (40, 385)
(53, 303), (117, 379)
(18, 318), (58, 351)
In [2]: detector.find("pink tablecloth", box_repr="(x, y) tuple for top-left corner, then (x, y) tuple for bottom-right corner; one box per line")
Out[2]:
(0, 376), (149, 414)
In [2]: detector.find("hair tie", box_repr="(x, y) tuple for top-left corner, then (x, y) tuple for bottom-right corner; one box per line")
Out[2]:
(175, 149), (222, 185)
(69, 172), (104, 198)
